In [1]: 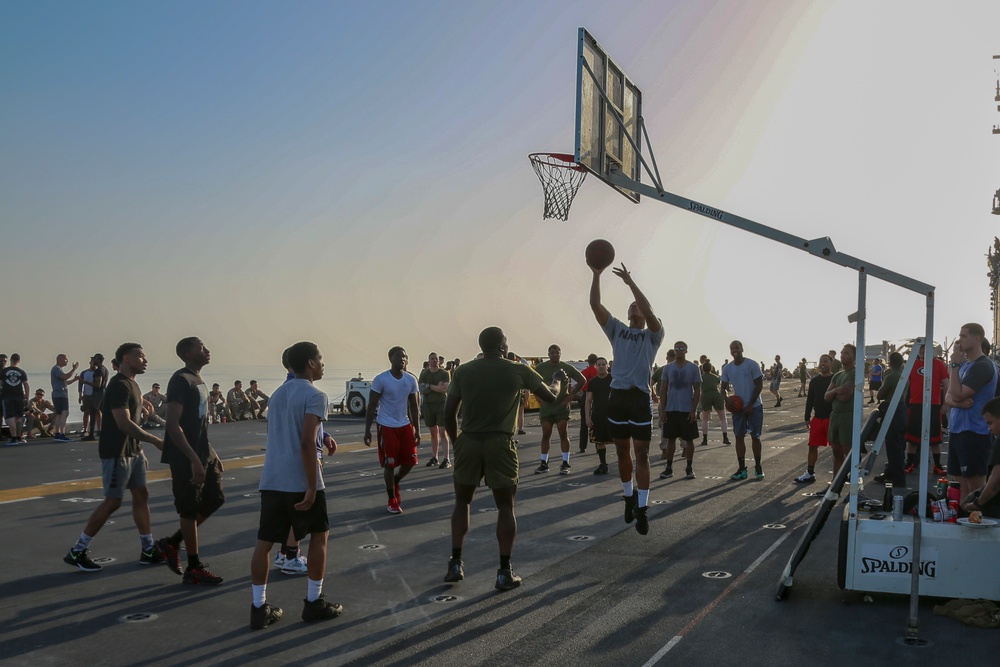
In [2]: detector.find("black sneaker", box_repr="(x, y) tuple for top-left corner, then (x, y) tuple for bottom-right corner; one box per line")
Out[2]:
(623, 492), (637, 524)
(156, 537), (182, 575)
(426, 457), (439, 467)
(559, 461), (571, 475)
(302, 595), (344, 622)
(700, 436), (708, 446)
(80, 435), (96, 442)
(64, 548), (102, 572)
(182, 564), (224, 585)
(685, 469), (695, 480)
(659, 467), (673, 479)
(444, 557), (464, 582)
(722, 434), (731, 445)
(534, 461), (549, 474)
(250, 602), (283, 630)
(495, 568), (522, 591)
(634, 506), (649, 535)
(439, 458), (452, 469)
(593, 463), (609, 475)
(139, 547), (164, 566)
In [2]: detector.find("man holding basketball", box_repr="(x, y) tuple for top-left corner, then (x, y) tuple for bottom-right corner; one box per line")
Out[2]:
(590, 257), (663, 536)
(721, 340), (765, 481)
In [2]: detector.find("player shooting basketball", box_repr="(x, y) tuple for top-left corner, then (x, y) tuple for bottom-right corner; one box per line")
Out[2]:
(589, 254), (664, 536)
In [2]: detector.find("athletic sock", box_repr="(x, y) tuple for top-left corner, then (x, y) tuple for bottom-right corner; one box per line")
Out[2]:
(452, 548), (462, 560)
(169, 530), (184, 547)
(187, 553), (202, 569)
(807, 466), (815, 475)
(666, 458), (673, 469)
(598, 449), (607, 464)
(252, 584), (266, 608)
(933, 452), (942, 467)
(737, 457), (746, 470)
(540, 454), (549, 463)
(754, 458), (761, 469)
(623, 481), (634, 497)
(906, 454), (916, 466)
(499, 555), (511, 570)
(73, 532), (93, 553)
(307, 578), (323, 602)
(637, 489), (649, 508)
(140, 534), (154, 551)
(285, 546), (299, 560)
(562, 452), (570, 463)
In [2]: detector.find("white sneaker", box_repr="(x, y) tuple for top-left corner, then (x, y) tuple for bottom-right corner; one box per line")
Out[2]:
(280, 554), (308, 575)
(794, 472), (816, 484)
(273, 553), (286, 569)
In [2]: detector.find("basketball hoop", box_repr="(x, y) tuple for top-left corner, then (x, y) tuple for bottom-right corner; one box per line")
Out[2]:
(528, 153), (587, 221)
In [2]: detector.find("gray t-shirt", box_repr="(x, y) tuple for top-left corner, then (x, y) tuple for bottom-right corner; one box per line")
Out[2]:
(51, 365), (68, 399)
(259, 378), (329, 493)
(721, 359), (764, 408)
(602, 315), (664, 393)
(663, 361), (702, 412)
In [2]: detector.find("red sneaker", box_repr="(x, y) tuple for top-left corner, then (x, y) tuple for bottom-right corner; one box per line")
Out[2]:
(932, 465), (947, 475)
(904, 464), (916, 474)
(387, 498), (402, 514)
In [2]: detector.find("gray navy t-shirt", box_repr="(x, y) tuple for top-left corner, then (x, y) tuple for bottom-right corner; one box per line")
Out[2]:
(259, 378), (329, 492)
(602, 315), (664, 394)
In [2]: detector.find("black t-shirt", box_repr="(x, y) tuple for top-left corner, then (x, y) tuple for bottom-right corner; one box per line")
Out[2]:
(91, 365), (109, 398)
(586, 374), (613, 419)
(99, 373), (143, 458)
(161, 367), (211, 465)
(1, 367), (28, 400)
(805, 374), (834, 421)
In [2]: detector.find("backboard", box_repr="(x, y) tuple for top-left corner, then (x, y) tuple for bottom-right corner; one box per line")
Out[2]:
(575, 28), (642, 203)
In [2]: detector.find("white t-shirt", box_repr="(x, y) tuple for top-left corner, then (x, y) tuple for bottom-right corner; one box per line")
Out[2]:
(602, 315), (664, 393)
(372, 370), (418, 428)
(720, 359), (763, 408)
(259, 379), (328, 492)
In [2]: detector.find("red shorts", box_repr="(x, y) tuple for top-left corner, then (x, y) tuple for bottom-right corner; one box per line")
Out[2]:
(808, 417), (830, 447)
(377, 424), (418, 468)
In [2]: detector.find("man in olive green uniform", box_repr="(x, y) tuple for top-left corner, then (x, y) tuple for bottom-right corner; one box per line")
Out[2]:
(443, 327), (560, 591)
(533, 344), (587, 475)
(418, 352), (451, 469)
(824, 343), (857, 477)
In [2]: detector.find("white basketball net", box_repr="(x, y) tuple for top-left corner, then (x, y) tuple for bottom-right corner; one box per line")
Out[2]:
(529, 153), (588, 221)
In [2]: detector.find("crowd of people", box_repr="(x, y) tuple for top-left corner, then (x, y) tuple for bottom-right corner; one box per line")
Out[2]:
(8, 260), (999, 632)
(0, 350), (276, 445)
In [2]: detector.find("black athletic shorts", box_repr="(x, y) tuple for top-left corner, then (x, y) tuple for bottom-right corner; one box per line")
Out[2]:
(170, 457), (225, 520)
(2, 398), (25, 419)
(607, 388), (653, 442)
(662, 411), (699, 441)
(905, 403), (942, 445)
(257, 489), (329, 543)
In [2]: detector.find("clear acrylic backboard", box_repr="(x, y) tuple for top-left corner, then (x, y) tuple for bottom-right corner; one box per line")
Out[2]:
(575, 28), (642, 204)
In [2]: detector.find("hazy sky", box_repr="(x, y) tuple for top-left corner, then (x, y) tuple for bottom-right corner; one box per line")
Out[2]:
(3, 0), (1000, 373)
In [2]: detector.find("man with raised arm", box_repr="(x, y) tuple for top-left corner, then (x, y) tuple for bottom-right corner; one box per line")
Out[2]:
(590, 262), (664, 536)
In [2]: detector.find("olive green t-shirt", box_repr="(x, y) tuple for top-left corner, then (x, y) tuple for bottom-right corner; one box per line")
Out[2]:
(418, 368), (450, 407)
(880, 368), (901, 402)
(534, 361), (586, 401)
(830, 369), (855, 415)
(701, 372), (721, 397)
(448, 358), (544, 435)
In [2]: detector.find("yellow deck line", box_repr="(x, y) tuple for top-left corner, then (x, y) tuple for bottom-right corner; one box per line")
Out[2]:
(0, 441), (371, 503)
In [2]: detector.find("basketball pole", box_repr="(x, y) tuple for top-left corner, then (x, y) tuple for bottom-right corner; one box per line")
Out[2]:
(605, 165), (935, 642)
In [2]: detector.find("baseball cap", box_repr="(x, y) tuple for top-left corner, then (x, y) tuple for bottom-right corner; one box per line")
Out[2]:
(92, 353), (104, 362)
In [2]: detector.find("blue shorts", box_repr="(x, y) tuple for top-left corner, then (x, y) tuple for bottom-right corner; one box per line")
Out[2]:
(53, 396), (70, 414)
(947, 431), (990, 478)
(731, 404), (763, 438)
(100, 456), (148, 499)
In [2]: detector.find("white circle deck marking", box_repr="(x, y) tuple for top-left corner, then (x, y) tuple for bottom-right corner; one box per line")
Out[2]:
(406, 488), (425, 492)
(567, 482), (586, 487)
(430, 595), (461, 603)
(359, 544), (385, 551)
(478, 508), (498, 513)
(650, 499), (671, 505)
(763, 523), (786, 530)
(704, 476), (723, 480)
(568, 535), (594, 541)
(702, 571), (732, 579)
(120, 612), (158, 623)
(92, 556), (116, 564)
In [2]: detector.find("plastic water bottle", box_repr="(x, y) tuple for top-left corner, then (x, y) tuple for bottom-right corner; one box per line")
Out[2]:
(936, 477), (948, 497)
(882, 482), (894, 511)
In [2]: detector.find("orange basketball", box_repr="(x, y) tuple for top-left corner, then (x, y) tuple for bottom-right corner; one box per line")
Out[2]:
(585, 239), (615, 270)
(725, 394), (744, 414)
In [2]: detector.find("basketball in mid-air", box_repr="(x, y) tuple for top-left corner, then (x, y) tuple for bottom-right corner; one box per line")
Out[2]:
(585, 239), (615, 270)
(725, 394), (744, 414)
